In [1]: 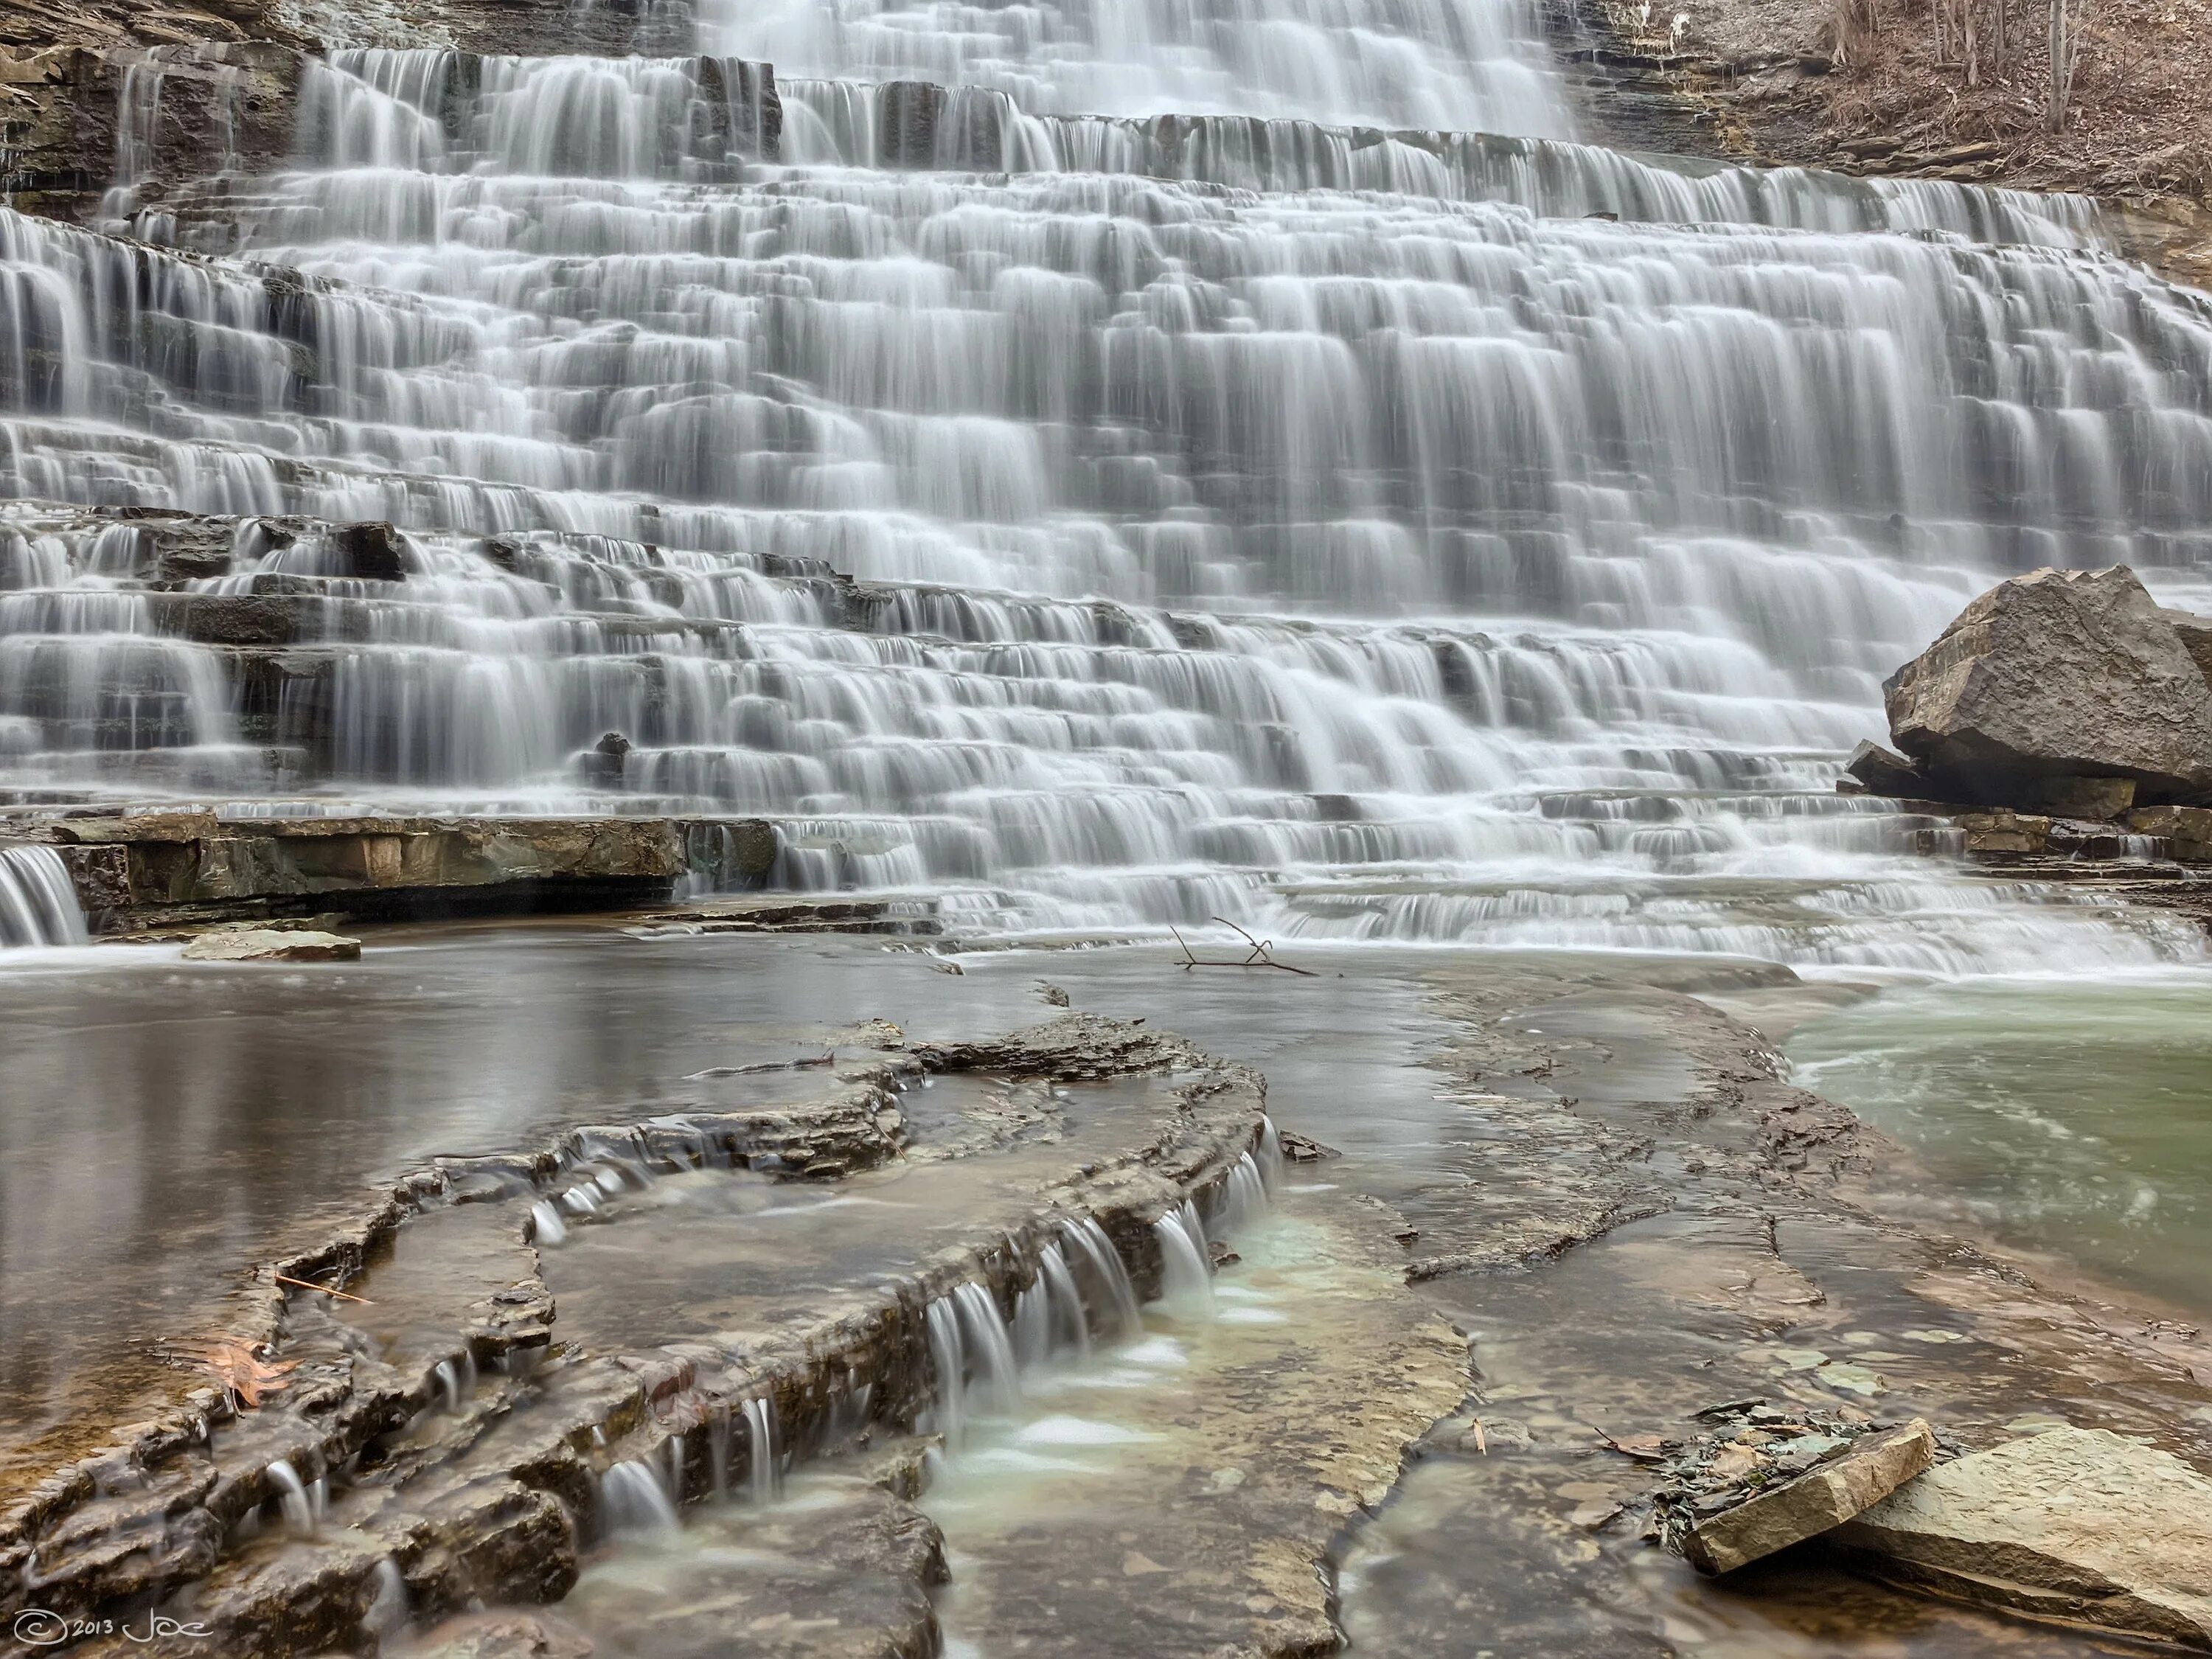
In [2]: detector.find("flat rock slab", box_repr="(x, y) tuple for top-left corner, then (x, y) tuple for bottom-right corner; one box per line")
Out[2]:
(1834, 1425), (2212, 1648)
(181, 928), (362, 961)
(1685, 1418), (1934, 1575)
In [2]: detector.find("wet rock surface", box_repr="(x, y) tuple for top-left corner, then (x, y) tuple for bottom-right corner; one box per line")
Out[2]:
(6, 938), (2211, 1658)
(1835, 1426), (2212, 1648)
(180, 925), (361, 961)
(0, 998), (1271, 1655)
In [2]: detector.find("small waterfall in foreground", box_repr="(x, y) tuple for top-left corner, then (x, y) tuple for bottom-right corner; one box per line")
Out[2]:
(599, 1458), (681, 1534)
(742, 1396), (782, 1503)
(1152, 1201), (1217, 1319)
(0, 846), (88, 948)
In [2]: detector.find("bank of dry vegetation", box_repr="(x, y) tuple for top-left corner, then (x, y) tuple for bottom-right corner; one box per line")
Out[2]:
(1596, 0), (2212, 280)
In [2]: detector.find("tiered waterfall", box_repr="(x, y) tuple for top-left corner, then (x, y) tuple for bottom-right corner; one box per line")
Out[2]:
(1, 7), (2210, 966)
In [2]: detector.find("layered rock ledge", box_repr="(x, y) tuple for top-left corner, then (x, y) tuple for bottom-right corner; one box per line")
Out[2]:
(2, 810), (781, 933)
(0, 1016), (1295, 1656)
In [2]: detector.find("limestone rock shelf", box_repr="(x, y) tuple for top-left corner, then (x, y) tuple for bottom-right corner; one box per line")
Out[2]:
(4, 810), (781, 932)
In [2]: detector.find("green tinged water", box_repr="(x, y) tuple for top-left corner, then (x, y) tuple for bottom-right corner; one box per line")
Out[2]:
(1787, 973), (2212, 1324)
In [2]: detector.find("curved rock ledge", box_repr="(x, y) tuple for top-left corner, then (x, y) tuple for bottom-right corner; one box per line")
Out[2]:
(0, 1016), (1273, 1656)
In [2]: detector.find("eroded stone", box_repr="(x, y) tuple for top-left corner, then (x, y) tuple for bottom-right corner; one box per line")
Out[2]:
(1683, 1418), (1934, 1574)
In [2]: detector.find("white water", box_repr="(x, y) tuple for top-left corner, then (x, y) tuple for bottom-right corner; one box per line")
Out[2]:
(599, 1457), (682, 1533)
(0, 845), (87, 947)
(1152, 1200), (1216, 1318)
(707, 0), (1572, 133)
(742, 1394), (782, 1502)
(0, 42), (2208, 974)
(264, 1458), (319, 1535)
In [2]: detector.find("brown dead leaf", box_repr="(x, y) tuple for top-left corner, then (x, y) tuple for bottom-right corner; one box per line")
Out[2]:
(162, 1338), (300, 1413)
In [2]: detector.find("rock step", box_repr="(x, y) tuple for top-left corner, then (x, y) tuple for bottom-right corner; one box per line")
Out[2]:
(7, 811), (782, 932)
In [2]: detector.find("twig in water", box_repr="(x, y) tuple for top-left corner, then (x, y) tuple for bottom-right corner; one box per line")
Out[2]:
(1167, 920), (1318, 976)
(273, 1272), (372, 1305)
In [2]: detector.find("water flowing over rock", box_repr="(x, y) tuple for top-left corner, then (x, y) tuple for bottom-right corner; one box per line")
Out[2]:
(0, 841), (87, 945)
(0, 40), (2206, 968)
(1884, 567), (2212, 807)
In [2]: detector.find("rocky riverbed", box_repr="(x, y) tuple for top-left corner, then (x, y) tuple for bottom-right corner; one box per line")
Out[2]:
(4, 928), (2206, 1657)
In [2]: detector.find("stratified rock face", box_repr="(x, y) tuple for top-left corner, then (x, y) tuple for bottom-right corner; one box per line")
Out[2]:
(1834, 1426), (2212, 1649)
(1885, 567), (2212, 806)
(1683, 1419), (1935, 1575)
(2166, 608), (2212, 692)
(182, 926), (361, 960)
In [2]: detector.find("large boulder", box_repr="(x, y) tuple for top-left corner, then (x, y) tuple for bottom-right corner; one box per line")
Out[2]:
(2163, 607), (2212, 691)
(1833, 1426), (2212, 1648)
(1885, 568), (2212, 806)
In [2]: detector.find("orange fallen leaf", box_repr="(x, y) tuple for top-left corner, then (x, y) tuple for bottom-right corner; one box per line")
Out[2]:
(163, 1338), (301, 1413)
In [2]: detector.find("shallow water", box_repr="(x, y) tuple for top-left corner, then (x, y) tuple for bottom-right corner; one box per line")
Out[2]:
(1787, 970), (2212, 1325)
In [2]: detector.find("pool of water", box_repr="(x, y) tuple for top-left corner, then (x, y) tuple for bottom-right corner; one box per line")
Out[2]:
(1786, 970), (2212, 1324)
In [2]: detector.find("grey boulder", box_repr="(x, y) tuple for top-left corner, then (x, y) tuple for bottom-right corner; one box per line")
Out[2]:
(1885, 567), (2212, 805)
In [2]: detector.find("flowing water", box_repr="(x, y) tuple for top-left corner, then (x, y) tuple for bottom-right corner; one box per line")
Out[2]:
(1, 32), (2208, 970)
(3, 7), (2212, 1652)
(1787, 970), (2212, 1324)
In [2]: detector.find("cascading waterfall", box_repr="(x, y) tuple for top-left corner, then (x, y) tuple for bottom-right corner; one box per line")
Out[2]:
(742, 1395), (782, 1502)
(706, 0), (1572, 133)
(1060, 1217), (1144, 1337)
(0, 29), (2205, 972)
(1210, 1152), (1270, 1238)
(598, 1458), (681, 1533)
(1152, 1201), (1217, 1318)
(0, 845), (88, 947)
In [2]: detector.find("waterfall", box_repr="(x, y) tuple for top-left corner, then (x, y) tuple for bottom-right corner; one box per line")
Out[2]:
(599, 1458), (681, 1533)
(264, 1459), (317, 1535)
(0, 846), (87, 948)
(0, 31), (2205, 972)
(742, 1395), (782, 1502)
(706, 0), (1574, 133)
(1210, 1152), (1270, 1239)
(1061, 1217), (1144, 1338)
(1152, 1203), (1216, 1318)
(1256, 1119), (1286, 1192)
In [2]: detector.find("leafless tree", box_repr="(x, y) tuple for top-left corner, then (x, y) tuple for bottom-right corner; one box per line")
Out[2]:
(2045, 0), (2083, 129)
